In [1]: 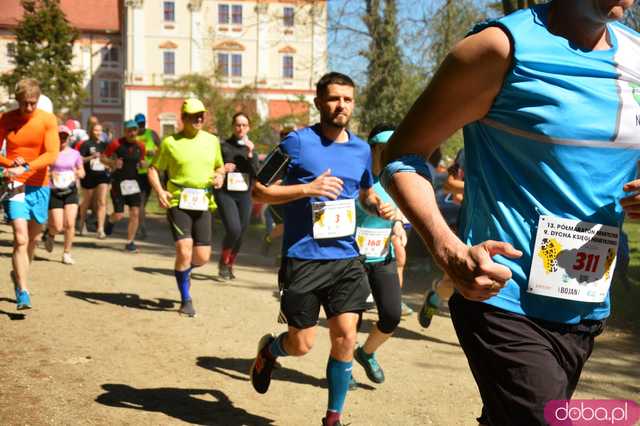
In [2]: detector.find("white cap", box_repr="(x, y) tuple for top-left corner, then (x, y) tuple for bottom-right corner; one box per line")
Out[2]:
(37, 94), (53, 113)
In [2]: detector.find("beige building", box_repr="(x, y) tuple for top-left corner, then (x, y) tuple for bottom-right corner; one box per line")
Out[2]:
(0, 0), (124, 132)
(124, 0), (328, 137)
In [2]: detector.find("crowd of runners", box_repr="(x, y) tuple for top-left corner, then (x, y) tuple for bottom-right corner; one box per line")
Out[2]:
(2, 1), (640, 425)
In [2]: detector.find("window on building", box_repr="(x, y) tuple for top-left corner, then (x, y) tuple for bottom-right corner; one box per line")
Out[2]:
(283, 7), (294, 27)
(231, 54), (242, 77)
(162, 123), (176, 137)
(98, 80), (120, 103)
(232, 5), (243, 25)
(6, 42), (16, 64)
(217, 53), (229, 76)
(283, 55), (294, 79)
(164, 1), (175, 22)
(101, 46), (119, 67)
(218, 4), (229, 24)
(163, 51), (175, 75)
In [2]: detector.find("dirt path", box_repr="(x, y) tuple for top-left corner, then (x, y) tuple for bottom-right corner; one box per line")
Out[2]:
(1, 217), (638, 425)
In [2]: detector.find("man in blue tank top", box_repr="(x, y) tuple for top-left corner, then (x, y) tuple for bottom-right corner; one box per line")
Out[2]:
(380, 1), (638, 425)
(250, 72), (395, 426)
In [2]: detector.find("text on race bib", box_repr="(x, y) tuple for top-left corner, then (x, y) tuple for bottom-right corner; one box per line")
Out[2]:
(179, 188), (209, 211)
(528, 216), (619, 303)
(312, 199), (356, 240)
(52, 171), (76, 189)
(356, 227), (391, 258)
(227, 172), (249, 191)
(120, 179), (141, 196)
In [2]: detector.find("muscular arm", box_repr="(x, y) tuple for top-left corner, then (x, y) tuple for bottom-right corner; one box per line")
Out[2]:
(382, 27), (520, 299)
(28, 115), (60, 170)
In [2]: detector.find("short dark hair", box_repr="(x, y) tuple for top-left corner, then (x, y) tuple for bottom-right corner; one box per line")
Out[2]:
(232, 112), (250, 125)
(368, 123), (395, 141)
(316, 72), (355, 98)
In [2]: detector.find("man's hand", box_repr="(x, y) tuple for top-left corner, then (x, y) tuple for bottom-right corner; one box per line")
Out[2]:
(212, 173), (224, 189)
(377, 200), (395, 220)
(12, 157), (26, 167)
(157, 190), (173, 209)
(621, 179), (640, 220)
(391, 221), (407, 247)
(7, 166), (27, 177)
(224, 163), (236, 173)
(439, 239), (522, 302)
(245, 139), (255, 153)
(304, 169), (343, 199)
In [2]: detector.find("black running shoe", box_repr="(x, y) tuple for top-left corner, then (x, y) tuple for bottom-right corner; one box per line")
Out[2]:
(250, 334), (276, 394)
(218, 262), (232, 281)
(178, 299), (196, 317)
(418, 290), (439, 329)
(104, 219), (114, 236)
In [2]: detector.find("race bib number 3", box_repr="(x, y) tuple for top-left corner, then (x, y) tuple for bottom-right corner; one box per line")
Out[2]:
(312, 199), (356, 239)
(120, 179), (141, 196)
(528, 216), (619, 303)
(179, 188), (208, 211)
(227, 172), (249, 191)
(52, 171), (75, 189)
(356, 227), (391, 258)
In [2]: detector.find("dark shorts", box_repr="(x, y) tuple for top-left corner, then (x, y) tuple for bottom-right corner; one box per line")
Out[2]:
(268, 204), (285, 225)
(167, 207), (211, 246)
(49, 186), (79, 209)
(137, 173), (151, 196)
(111, 182), (142, 213)
(449, 293), (604, 426)
(278, 256), (370, 329)
(80, 174), (110, 190)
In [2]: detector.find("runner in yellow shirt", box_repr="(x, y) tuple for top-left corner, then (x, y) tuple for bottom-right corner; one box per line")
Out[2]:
(148, 99), (225, 317)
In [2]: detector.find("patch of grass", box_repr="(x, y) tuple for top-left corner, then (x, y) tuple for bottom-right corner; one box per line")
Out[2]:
(608, 222), (640, 332)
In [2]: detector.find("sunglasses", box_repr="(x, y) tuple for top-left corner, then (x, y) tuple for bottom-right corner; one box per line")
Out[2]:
(186, 113), (205, 122)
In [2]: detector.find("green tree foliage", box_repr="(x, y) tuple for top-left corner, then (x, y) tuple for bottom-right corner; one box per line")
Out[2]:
(164, 74), (308, 152)
(0, 0), (85, 115)
(500, 0), (542, 14)
(358, 0), (415, 132)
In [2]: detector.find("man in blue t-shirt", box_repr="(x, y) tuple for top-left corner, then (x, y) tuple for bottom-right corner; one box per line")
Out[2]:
(250, 72), (394, 426)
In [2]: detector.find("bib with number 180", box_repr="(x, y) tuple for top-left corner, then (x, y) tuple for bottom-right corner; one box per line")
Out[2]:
(356, 227), (391, 258)
(312, 199), (356, 239)
(179, 188), (209, 211)
(527, 215), (619, 303)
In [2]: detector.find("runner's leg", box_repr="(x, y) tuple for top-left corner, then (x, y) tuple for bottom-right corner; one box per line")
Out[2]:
(63, 203), (78, 254)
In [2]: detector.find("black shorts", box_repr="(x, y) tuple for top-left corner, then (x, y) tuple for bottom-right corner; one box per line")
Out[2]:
(278, 256), (370, 329)
(49, 186), (79, 209)
(268, 205), (285, 225)
(111, 182), (142, 213)
(137, 173), (151, 196)
(449, 293), (604, 426)
(81, 174), (110, 189)
(167, 207), (211, 246)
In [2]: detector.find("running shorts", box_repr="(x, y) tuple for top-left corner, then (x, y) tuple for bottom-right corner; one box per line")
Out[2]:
(111, 182), (142, 213)
(449, 293), (604, 426)
(4, 185), (50, 224)
(278, 256), (370, 329)
(49, 186), (79, 209)
(167, 207), (211, 245)
(81, 174), (110, 189)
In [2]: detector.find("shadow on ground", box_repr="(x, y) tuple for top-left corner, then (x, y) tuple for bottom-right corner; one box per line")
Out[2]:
(65, 290), (177, 312)
(196, 356), (375, 391)
(95, 383), (274, 425)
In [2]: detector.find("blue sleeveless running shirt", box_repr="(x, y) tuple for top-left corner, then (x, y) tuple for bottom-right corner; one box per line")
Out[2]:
(460, 4), (640, 324)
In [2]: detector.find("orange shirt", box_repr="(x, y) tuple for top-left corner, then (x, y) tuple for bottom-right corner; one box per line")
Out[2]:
(0, 108), (60, 186)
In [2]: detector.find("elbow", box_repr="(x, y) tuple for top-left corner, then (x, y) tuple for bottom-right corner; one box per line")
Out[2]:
(251, 186), (267, 203)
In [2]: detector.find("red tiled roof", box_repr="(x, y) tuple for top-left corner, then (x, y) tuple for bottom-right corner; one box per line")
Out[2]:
(0, 0), (120, 33)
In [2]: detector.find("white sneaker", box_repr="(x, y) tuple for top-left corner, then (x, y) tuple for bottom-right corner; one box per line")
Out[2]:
(62, 252), (75, 265)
